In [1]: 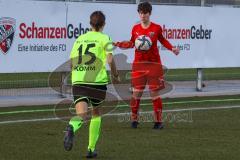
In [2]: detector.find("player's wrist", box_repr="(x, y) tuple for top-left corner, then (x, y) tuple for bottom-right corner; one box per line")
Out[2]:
(113, 42), (120, 47)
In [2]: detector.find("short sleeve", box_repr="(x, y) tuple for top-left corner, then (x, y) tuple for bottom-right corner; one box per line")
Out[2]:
(104, 35), (114, 55)
(70, 41), (78, 59)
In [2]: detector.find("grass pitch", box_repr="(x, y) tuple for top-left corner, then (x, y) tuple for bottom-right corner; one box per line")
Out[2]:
(1, 96), (240, 160)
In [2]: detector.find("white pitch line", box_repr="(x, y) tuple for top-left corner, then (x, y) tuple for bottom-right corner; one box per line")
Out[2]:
(106, 105), (240, 116)
(0, 117), (60, 124)
(0, 105), (240, 125)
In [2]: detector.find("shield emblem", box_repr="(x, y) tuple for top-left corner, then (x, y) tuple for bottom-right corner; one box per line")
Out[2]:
(149, 32), (155, 38)
(0, 17), (16, 55)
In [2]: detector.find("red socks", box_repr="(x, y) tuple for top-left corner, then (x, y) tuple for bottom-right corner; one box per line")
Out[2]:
(130, 97), (140, 121)
(130, 96), (163, 122)
(152, 97), (163, 122)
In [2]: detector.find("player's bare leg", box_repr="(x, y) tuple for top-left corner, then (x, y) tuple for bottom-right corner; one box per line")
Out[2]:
(64, 101), (88, 151)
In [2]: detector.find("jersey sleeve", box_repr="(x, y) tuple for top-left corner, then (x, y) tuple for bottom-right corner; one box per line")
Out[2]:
(103, 35), (114, 55)
(70, 38), (81, 70)
(70, 35), (83, 59)
(158, 25), (173, 51)
(70, 39), (79, 59)
(130, 26), (135, 44)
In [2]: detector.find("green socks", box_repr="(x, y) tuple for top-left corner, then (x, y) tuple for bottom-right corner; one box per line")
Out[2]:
(69, 116), (101, 151)
(69, 116), (83, 133)
(88, 116), (102, 151)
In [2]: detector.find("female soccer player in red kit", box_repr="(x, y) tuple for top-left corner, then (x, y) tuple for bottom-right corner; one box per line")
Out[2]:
(114, 2), (180, 129)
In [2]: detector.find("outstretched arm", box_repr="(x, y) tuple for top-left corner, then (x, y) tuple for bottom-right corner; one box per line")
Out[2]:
(113, 41), (134, 49)
(113, 27), (135, 49)
(107, 53), (120, 83)
(158, 28), (180, 55)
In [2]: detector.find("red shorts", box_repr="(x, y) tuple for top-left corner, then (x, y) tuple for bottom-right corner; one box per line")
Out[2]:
(131, 62), (165, 91)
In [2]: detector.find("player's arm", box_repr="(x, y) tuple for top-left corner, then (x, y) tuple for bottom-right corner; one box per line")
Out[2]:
(113, 27), (135, 49)
(113, 41), (134, 49)
(158, 27), (179, 55)
(107, 53), (120, 83)
(105, 36), (120, 83)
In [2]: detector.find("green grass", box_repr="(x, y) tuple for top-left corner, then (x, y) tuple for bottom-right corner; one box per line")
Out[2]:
(0, 72), (56, 89)
(1, 95), (240, 119)
(165, 67), (240, 81)
(1, 94), (240, 118)
(0, 96), (240, 160)
(0, 67), (239, 89)
(1, 109), (240, 160)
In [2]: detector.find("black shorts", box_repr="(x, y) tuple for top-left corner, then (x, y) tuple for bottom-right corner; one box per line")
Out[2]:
(72, 84), (107, 106)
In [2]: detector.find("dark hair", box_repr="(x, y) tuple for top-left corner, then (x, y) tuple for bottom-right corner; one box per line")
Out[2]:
(137, 2), (152, 14)
(90, 11), (105, 31)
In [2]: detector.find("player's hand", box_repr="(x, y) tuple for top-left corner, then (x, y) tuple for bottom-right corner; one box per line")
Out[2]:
(172, 47), (180, 55)
(112, 42), (120, 47)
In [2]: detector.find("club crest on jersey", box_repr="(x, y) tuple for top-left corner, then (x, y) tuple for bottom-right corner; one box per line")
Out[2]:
(0, 17), (16, 55)
(149, 32), (155, 38)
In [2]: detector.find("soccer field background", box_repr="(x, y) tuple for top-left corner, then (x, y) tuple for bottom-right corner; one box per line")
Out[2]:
(1, 0), (240, 159)
(1, 67), (240, 89)
(1, 95), (240, 160)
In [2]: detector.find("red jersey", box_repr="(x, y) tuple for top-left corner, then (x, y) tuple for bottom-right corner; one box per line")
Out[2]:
(130, 22), (173, 63)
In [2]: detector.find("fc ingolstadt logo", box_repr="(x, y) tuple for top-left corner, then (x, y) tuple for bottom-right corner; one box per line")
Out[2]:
(0, 17), (16, 55)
